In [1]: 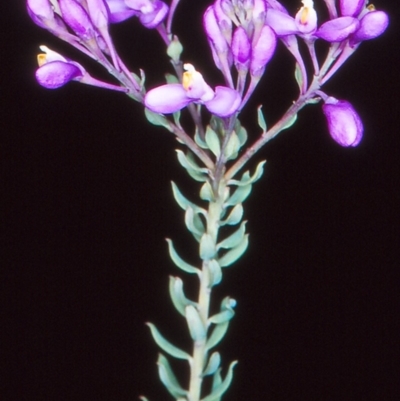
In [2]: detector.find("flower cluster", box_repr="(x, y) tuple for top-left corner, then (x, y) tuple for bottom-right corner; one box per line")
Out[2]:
(26, 0), (170, 94)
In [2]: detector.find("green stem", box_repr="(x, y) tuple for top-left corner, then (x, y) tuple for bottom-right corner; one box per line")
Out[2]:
(188, 183), (225, 401)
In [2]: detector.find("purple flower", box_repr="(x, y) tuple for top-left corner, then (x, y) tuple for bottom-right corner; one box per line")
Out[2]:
(104, 0), (137, 23)
(250, 25), (276, 76)
(350, 10), (389, 45)
(339, 0), (364, 17)
(315, 16), (359, 42)
(232, 27), (251, 69)
(26, 0), (69, 36)
(265, 0), (318, 37)
(35, 46), (85, 88)
(144, 64), (241, 117)
(124, 0), (169, 28)
(58, 0), (96, 41)
(322, 97), (363, 147)
(35, 45), (128, 92)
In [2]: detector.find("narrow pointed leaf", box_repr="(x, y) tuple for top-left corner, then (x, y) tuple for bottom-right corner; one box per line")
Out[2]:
(282, 113), (297, 130)
(225, 184), (252, 206)
(218, 234), (249, 267)
(166, 239), (200, 274)
(171, 182), (206, 214)
(157, 354), (188, 398)
(145, 108), (173, 132)
(217, 221), (246, 250)
(203, 352), (221, 376)
(169, 276), (196, 316)
(147, 323), (191, 360)
(257, 105), (267, 132)
(194, 130), (208, 149)
(185, 207), (204, 241)
(207, 259), (222, 287)
(220, 204), (243, 226)
(206, 321), (229, 350)
(185, 305), (207, 341)
(200, 181), (215, 202)
(223, 131), (240, 161)
(201, 361), (238, 401)
(228, 161), (266, 186)
(205, 126), (221, 157)
(200, 233), (217, 260)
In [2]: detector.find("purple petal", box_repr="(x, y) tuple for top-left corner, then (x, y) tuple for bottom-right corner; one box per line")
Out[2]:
(232, 27), (251, 66)
(59, 0), (96, 40)
(322, 98), (363, 147)
(350, 11), (389, 44)
(27, 0), (54, 27)
(265, 0), (288, 13)
(204, 86), (241, 117)
(144, 84), (192, 114)
(203, 6), (229, 52)
(265, 8), (298, 36)
(339, 0), (364, 17)
(250, 25), (277, 76)
(105, 0), (137, 23)
(35, 60), (83, 89)
(295, 3), (318, 35)
(138, 0), (169, 28)
(315, 16), (359, 42)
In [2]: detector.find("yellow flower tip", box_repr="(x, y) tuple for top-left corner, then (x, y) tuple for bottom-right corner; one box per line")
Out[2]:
(367, 4), (376, 11)
(37, 53), (47, 67)
(298, 0), (314, 25)
(182, 63), (201, 91)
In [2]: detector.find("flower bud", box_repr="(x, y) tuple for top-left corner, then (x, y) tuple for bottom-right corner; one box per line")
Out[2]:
(339, 0), (364, 17)
(350, 10), (389, 45)
(315, 16), (359, 42)
(322, 97), (363, 147)
(59, 0), (96, 41)
(232, 27), (251, 69)
(250, 25), (276, 76)
(295, 0), (317, 35)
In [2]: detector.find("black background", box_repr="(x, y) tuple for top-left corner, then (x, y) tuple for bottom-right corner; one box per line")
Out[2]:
(1, 1), (399, 400)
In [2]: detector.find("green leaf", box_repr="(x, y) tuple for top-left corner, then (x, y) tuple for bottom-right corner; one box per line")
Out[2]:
(223, 131), (240, 161)
(207, 259), (222, 287)
(236, 125), (247, 147)
(200, 233), (217, 260)
(166, 239), (200, 274)
(294, 62), (303, 92)
(205, 126), (221, 157)
(203, 352), (221, 377)
(157, 354), (188, 398)
(218, 234), (249, 267)
(217, 221), (246, 250)
(224, 184), (252, 207)
(169, 276), (196, 316)
(208, 297), (236, 324)
(185, 305), (207, 341)
(144, 108), (173, 132)
(147, 323), (191, 360)
(194, 130), (209, 149)
(281, 113), (297, 130)
(185, 207), (204, 242)
(228, 160), (266, 187)
(139, 397), (149, 401)
(176, 150), (208, 182)
(201, 361), (238, 401)
(220, 204), (243, 226)
(200, 181), (215, 202)
(257, 105), (267, 132)
(171, 182), (206, 214)
(206, 321), (229, 350)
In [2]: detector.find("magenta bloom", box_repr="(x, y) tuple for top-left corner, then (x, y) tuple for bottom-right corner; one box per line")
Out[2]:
(35, 46), (85, 88)
(144, 64), (241, 117)
(124, 0), (168, 28)
(104, 0), (137, 23)
(322, 97), (363, 147)
(339, 0), (364, 17)
(315, 16), (359, 42)
(350, 10), (389, 45)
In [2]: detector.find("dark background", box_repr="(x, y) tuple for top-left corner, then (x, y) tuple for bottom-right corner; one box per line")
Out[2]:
(1, 1), (399, 400)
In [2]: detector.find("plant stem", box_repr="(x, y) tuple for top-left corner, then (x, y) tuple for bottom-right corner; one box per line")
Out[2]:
(188, 183), (225, 401)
